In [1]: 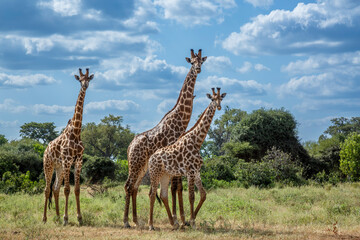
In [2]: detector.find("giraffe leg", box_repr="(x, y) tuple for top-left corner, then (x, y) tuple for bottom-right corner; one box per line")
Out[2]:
(74, 160), (82, 225)
(148, 177), (159, 231)
(187, 176), (196, 229)
(176, 177), (188, 227)
(194, 175), (206, 218)
(159, 175), (176, 229)
(53, 167), (64, 222)
(170, 177), (178, 226)
(63, 166), (71, 226)
(124, 174), (135, 228)
(43, 156), (54, 223)
(131, 164), (148, 227)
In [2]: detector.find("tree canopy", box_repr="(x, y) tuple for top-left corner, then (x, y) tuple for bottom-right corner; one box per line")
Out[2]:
(81, 114), (135, 160)
(19, 122), (58, 144)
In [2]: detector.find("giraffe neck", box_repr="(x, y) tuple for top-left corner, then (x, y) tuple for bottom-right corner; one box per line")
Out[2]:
(71, 87), (86, 136)
(175, 66), (198, 119)
(187, 102), (216, 149)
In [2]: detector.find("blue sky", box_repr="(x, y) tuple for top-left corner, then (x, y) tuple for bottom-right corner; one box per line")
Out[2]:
(0, 0), (359, 142)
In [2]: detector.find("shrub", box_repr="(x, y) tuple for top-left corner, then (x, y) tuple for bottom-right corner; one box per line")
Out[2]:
(82, 156), (117, 183)
(0, 171), (45, 194)
(201, 156), (236, 189)
(339, 133), (360, 180)
(115, 159), (129, 181)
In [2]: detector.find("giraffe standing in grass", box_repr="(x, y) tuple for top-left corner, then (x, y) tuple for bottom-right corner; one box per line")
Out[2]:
(124, 49), (207, 228)
(148, 88), (226, 230)
(42, 68), (94, 225)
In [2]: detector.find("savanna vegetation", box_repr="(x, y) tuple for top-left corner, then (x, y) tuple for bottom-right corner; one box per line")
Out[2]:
(1, 109), (360, 239)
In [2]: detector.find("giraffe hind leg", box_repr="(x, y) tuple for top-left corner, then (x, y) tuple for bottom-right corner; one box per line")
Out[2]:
(43, 155), (54, 223)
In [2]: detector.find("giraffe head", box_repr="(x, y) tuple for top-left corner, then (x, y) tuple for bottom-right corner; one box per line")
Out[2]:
(206, 87), (226, 111)
(185, 49), (207, 74)
(74, 68), (94, 89)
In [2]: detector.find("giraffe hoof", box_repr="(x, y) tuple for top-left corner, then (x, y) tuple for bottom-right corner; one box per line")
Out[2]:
(172, 222), (180, 230)
(78, 217), (83, 226)
(43, 217), (47, 223)
(63, 217), (68, 226)
(184, 221), (191, 227)
(149, 226), (156, 231)
(124, 222), (131, 228)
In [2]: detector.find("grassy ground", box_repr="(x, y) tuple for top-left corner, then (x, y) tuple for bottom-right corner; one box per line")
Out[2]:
(0, 183), (360, 240)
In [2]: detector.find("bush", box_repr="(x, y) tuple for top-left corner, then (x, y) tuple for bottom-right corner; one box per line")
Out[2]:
(234, 160), (276, 189)
(339, 133), (360, 181)
(262, 147), (305, 186)
(115, 159), (129, 181)
(0, 171), (45, 194)
(201, 156), (236, 189)
(82, 155), (117, 183)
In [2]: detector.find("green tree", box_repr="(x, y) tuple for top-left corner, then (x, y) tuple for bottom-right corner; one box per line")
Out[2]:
(324, 117), (360, 141)
(81, 115), (135, 160)
(19, 122), (58, 144)
(339, 133), (360, 180)
(0, 134), (7, 146)
(206, 107), (247, 156)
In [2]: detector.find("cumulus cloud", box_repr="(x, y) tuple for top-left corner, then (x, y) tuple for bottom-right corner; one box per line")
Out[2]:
(0, 73), (56, 88)
(154, 0), (236, 25)
(237, 62), (270, 73)
(0, 99), (27, 113)
(156, 98), (176, 114)
(84, 100), (139, 113)
(222, 0), (360, 55)
(38, 0), (82, 17)
(198, 75), (270, 95)
(244, 0), (273, 8)
(204, 56), (232, 73)
(94, 55), (187, 90)
(278, 73), (353, 98)
(33, 104), (73, 114)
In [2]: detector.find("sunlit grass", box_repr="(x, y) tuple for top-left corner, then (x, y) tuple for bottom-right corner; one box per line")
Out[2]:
(0, 183), (359, 239)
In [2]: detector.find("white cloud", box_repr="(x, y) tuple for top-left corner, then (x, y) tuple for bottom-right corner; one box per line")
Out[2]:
(154, 0), (236, 26)
(198, 75), (270, 95)
(0, 120), (19, 128)
(0, 73), (56, 88)
(222, 92), (273, 109)
(204, 56), (232, 73)
(0, 99), (27, 113)
(237, 61), (252, 73)
(123, 0), (159, 32)
(237, 62), (270, 73)
(282, 51), (360, 76)
(33, 104), (73, 114)
(38, 0), (82, 17)
(222, 0), (360, 55)
(156, 98), (176, 114)
(278, 73), (353, 98)
(244, 0), (273, 8)
(84, 100), (139, 113)
(254, 63), (270, 71)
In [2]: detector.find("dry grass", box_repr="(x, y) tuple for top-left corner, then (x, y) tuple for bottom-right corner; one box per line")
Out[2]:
(0, 183), (360, 240)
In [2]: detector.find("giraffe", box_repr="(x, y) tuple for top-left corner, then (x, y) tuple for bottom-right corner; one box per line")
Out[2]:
(124, 49), (207, 228)
(42, 68), (94, 226)
(148, 88), (226, 231)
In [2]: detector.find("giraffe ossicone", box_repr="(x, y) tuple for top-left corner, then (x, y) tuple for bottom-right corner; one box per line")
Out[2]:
(148, 88), (226, 231)
(42, 68), (94, 226)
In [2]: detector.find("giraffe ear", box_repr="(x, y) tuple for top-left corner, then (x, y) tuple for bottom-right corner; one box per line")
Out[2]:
(206, 93), (212, 100)
(89, 74), (94, 81)
(221, 93), (227, 99)
(75, 75), (80, 81)
(202, 56), (207, 63)
(185, 57), (191, 63)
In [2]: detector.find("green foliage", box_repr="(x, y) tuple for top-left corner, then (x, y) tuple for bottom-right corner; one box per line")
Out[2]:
(0, 134), (7, 145)
(19, 122), (58, 144)
(234, 160), (276, 188)
(201, 156), (236, 188)
(262, 147), (305, 186)
(324, 117), (360, 141)
(0, 171), (45, 194)
(115, 159), (129, 181)
(339, 133), (360, 180)
(82, 155), (117, 183)
(206, 107), (247, 156)
(81, 114), (135, 160)
(0, 139), (43, 181)
(222, 141), (259, 161)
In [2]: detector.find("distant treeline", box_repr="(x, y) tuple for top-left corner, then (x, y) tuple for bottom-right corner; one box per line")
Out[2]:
(1, 109), (360, 194)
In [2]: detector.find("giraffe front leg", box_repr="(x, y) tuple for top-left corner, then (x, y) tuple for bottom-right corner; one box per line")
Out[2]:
(159, 175), (176, 229)
(74, 160), (82, 225)
(194, 175), (206, 218)
(124, 175), (134, 228)
(43, 159), (54, 223)
(176, 177), (188, 228)
(63, 168), (71, 226)
(170, 177), (178, 226)
(53, 167), (64, 222)
(148, 184), (158, 231)
(187, 176), (196, 229)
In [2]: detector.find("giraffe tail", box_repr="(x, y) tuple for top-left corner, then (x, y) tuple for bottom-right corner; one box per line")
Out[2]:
(48, 175), (55, 209)
(156, 191), (162, 206)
